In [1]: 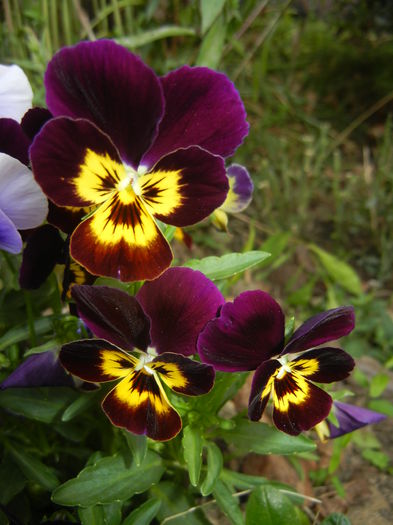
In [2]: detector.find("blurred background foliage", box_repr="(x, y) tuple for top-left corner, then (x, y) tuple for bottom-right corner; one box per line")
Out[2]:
(1, 0), (393, 523)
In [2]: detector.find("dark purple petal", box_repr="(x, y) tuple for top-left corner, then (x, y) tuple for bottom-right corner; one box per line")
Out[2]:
(19, 224), (65, 289)
(142, 65), (249, 168)
(248, 359), (281, 421)
(137, 267), (224, 356)
(198, 290), (285, 371)
(45, 40), (164, 168)
(328, 401), (386, 439)
(47, 201), (88, 234)
(292, 347), (355, 383)
(0, 208), (21, 254)
(71, 285), (151, 351)
(0, 118), (30, 165)
(21, 107), (52, 140)
(221, 164), (253, 214)
(283, 306), (355, 355)
(1, 351), (73, 389)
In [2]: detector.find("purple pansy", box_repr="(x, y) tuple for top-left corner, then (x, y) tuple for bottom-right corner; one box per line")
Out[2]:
(59, 267), (224, 441)
(198, 290), (356, 435)
(328, 401), (386, 438)
(29, 40), (249, 282)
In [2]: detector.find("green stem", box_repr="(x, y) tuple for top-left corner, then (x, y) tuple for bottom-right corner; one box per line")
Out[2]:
(23, 290), (37, 348)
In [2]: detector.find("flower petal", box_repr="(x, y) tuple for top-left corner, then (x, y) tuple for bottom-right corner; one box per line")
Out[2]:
(47, 202), (88, 234)
(137, 267), (224, 356)
(45, 40), (164, 168)
(19, 224), (65, 289)
(0, 153), (48, 230)
(61, 258), (96, 300)
(102, 370), (182, 441)
(198, 290), (285, 371)
(0, 64), (33, 122)
(328, 401), (386, 439)
(140, 147), (228, 226)
(0, 118), (30, 165)
(60, 339), (138, 382)
(142, 66), (249, 168)
(20, 107), (52, 140)
(71, 285), (151, 351)
(1, 350), (73, 388)
(248, 359), (281, 421)
(30, 117), (123, 207)
(220, 164), (253, 214)
(0, 208), (22, 254)
(272, 371), (332, 435)
(70, 193), (173, 282)
(151, 352), (215, 395)
(291, 347), (355, 383)
(283, 306), (355, 355)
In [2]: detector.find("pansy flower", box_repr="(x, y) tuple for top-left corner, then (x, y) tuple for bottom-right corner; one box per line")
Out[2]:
(30, 40), (249, 282)
(59, 267), (224, 440)
(0, 64), (33, 121)
(198, 291), (355, 435)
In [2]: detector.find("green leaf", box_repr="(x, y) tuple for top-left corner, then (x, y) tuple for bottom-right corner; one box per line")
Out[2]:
(116, 26), (196, 48)
(0, 317), (53, 351)
(361, 449), (389, 470)
(259, 232), (291, 269)
(216, 419), (315, 455)
(196, 15), (226, 69)
(246, 486), (301, 525)
(52, 451), (164, 507)
(200, 0), (226, 34)
(193, 372), (247, 415)
(0, 455), (26, 505)
(184, 251), (270, 281)
(213, 479), (244, 525)
(7, 443), (60, 491)
(200, 442), (223, 496)
(368, 399), (393, 417)
(320, 513), (351, 525)
(0, 387), (78, 423)
(309, 244), (362, 295)
(369, 373), (390, 398)
(182, 426), (203, 487)
(61, 392), (97, 422)
(220, 470), (287, 492)
(122, 498), (161, 525)
(123, 431), (147, 467)
(78, 506), (105, 525)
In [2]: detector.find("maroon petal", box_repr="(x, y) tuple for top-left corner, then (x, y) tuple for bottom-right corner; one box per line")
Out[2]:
(142, 65), (249, 168)
(137, 267), (224, 356)
(198, 290), (285, 372)
(45, 40), (164, 168)
(141, 147), (228, 227)
(248, 359), (281, 421)
(0, 118), (30, 165)
(328, 401), (386, 439)
(21, 107), (52, 141)
(19, 224), (65, 289)
(283, 306), (355, 355)
(47, 201), (87, 234)
(71, 285), (151, 351)
(291, 347), (355, 383)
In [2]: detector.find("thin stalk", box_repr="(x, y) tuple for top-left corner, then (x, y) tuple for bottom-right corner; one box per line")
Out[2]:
(42, 0), (53, 58)
(23, 290), (37, 348)
(62, 0), (73, 46)
(50, 0), (60, 51)
(112, 0), (124, 35)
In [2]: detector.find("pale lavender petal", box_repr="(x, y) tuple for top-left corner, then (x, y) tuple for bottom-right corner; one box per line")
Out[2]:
(0, 208), (22, 253)
(0, 64), (33, 122)
(0, 153), (48, 229)
(328, 401), (386, 439)
(220, 164), (253, 214)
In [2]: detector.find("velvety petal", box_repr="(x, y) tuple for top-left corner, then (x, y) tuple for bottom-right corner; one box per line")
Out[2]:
(61, 258), (96, 300)
(198, 290), (285, 371)
(71, 285), (151, 351)
(137, 267), (224, 356)
(142, 66), (248, 168)
(328, 401), (386, 439)
(60, 339), (138, 382)
(102, 369), (182, 441)
(272, 372), (332, 435)
(47, 202), (89, 234)
(140, 147), (228, 226)
(291, 347), (355, 383)
(70, 193), (173, 282)
(19, 224), (65, 289)
(151, 352), (215, 395)
(30, 117), (123, 207)
(283, 306), (355, 355)
(1, 350), (73, 388)
(0, 64), (33, 121)
(0, 208), (22, 253)
(248, 359), (281, 421)
(20, 107), (52, 140)
(0, 118), (30, 165)
(0, 153), (48, 229)
(220, 164), (253, 214)
(45, 40), (164, 168)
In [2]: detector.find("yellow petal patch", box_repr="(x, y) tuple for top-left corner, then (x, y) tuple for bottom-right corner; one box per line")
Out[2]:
(291, 357), (319, 377)
(272, 369), (311, 413)
(100, 349), (138, 379)
(139, 169), (184, 218)
(150, 361), (189, 391)
(75, 148), (124, 204)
